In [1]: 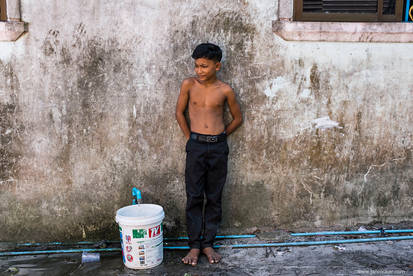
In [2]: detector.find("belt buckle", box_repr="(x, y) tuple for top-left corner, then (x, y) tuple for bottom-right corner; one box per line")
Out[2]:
(207, 136), (217, 143)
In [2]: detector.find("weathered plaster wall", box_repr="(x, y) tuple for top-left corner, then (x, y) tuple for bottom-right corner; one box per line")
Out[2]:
(0, 0), (412, 241)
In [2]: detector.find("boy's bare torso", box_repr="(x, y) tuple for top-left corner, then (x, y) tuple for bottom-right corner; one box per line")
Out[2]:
(176, 57), (242, 141)
(176, 76), (242, 140)
(187, 77), (228, 135)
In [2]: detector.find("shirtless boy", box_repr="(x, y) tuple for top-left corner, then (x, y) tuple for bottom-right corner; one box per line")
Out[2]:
(175, 43), (243, 266)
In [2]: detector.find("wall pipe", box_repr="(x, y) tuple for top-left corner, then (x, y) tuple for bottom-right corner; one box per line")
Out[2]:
(405, 0), (411, 22)
(291, 229), (413, 236)
(12, 230), (413, 248)
(164, 236), (413, 250)
(0, 248), (121, 256)
(164, 234), (256, 241)
(16, 241), (117, 247)
(14, 235), (256, 248)
(2, 236), (413, 256)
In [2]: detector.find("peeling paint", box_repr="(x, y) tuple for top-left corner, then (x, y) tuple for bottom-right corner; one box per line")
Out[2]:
(263, 76), (288, 98)
(312, 116), (342, 130)
(299, 88), (311, 99)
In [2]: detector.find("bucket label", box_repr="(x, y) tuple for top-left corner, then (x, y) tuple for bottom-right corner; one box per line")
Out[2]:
(125, 235), (132, 244)
(118, 221), (163, 268)
(133, 229), (147, 239)
(149, 225), (161, 238)
(127, 254), (133, 262)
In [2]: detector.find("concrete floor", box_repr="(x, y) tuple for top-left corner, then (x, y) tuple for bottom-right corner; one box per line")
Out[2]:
(1, 231), (413, 276)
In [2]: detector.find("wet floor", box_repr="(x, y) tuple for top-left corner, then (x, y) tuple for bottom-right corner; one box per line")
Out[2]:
(1, 228), (413, 275)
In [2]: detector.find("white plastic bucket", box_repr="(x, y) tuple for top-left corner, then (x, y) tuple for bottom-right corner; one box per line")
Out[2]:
(115, 204), (165, 269)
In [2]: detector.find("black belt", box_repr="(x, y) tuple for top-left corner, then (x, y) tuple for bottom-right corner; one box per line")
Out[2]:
(190, 132), (226, 143)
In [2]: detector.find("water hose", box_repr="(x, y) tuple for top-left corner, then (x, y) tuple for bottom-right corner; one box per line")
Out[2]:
(0, 248), (121, 256)
(164, 236), (413, 250)
(14, 235), (256, 248)
(16, 229), (412, 248)
(131, 188), (142, 205)
(291, 229), (413, 236)
(2, 235), (413, 256)
(164, 234), (256, 241)
(406, 0), (412, 21)
(16, 241), (118, 247)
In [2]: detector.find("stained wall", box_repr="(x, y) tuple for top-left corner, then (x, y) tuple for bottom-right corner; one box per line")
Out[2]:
(0, 0), (412, 241)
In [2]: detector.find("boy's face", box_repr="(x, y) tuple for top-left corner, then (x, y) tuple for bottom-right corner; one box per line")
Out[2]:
(194, 58), (221, 82)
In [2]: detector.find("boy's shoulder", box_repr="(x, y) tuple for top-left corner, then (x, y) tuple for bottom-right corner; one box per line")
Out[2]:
(215, 80), (235, 97)
(216, 80), (232, 91)
(181, 77), (197, 87)
(181, 78), (234, 95)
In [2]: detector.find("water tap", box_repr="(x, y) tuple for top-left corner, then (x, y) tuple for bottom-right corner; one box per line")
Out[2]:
(132, 187), (142, 205)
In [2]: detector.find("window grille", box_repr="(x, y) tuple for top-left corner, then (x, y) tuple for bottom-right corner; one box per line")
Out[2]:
(294, 0), (403, 21)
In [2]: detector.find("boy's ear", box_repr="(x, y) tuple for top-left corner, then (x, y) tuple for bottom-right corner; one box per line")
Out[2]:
(215, 62), (221, 71)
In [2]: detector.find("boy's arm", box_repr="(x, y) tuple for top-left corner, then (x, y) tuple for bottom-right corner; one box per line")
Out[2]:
(175, 79), (191, 140)
(224, 87), (243, 135)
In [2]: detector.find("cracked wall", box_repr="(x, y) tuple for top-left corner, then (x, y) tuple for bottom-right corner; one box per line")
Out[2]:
(0, 0), (412, 241)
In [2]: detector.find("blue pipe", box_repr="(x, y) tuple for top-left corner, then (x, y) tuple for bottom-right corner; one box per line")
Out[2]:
(2, 236), (413, 256)
(405, 0), (411, 22)
(12, 229), (413, 248)
(17, 229), (412, 246)
(132, 187), (142, 205)
(164, 234), (256, 241)
(0, 248), (121, 256)
(291, 229), (413, 236)
(15, 235), (256, 247)
(16, 241), (118, 247)
(164, 235), (413, 250)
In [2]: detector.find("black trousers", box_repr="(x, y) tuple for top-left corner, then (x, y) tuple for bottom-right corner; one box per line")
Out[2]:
(185, 133), (229, 249)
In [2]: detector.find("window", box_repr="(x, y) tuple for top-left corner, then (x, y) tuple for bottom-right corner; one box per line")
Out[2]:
(0, 0), (6, 21)
(273, 0), (413, 42)
(294, 0), (404, 22)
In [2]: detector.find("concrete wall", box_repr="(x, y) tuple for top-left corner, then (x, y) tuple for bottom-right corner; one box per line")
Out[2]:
(0, 0), (412, 241)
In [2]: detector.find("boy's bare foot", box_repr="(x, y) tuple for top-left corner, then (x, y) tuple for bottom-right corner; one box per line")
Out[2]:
(202, 247), (221, 264)
(182, 248), (200, 266)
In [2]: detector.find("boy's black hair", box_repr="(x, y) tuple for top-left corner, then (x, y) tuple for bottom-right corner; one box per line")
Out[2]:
(192, 43), (222, 62)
